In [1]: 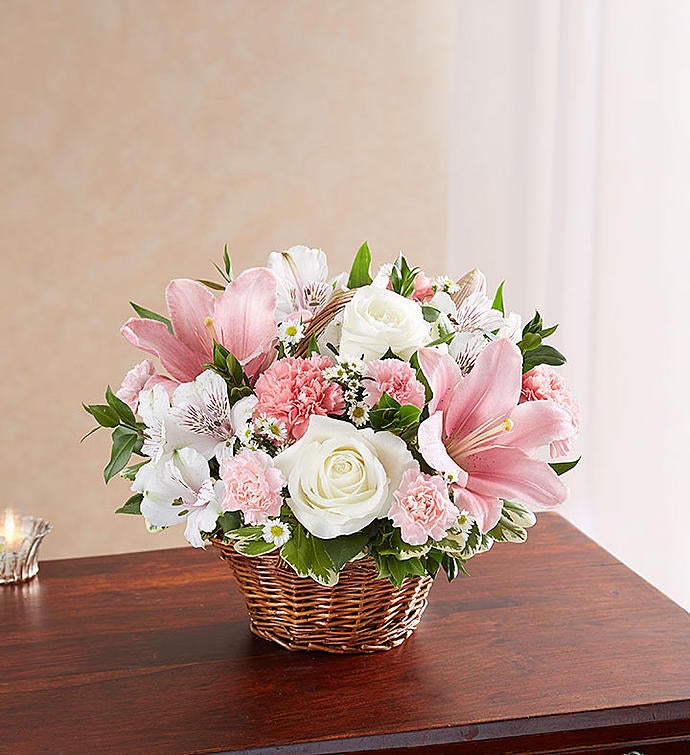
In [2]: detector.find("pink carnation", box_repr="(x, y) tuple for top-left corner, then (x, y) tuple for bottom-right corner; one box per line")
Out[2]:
(220, 449), (285, 524)
(412, 273), (434, 303)
(363, 360), (426, 409)
(389, 468), (459, 545)
(116, 360), (157, 411)
(521, 365), (581, 458)
(253, 355), (345, 441)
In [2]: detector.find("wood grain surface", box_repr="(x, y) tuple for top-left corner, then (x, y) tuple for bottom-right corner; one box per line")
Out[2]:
(1, 513), (688, 754)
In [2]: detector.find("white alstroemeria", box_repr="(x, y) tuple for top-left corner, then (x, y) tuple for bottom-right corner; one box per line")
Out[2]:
(496, 311), (522, 343)
(267, 246), (331, 321)
(132, 447), (224, 548)
(171, 370), (257, 461)
(448, 331), (490, 375)
(454, 291), (504, 334)
(138, 385), (195, 463)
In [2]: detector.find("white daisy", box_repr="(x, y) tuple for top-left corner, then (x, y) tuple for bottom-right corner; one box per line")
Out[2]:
(262, 518), (291, 547)
(254, 415), (288, 443)
(433, 275), (460, 295)
(456, 509), (475, 537)
(348, 401), (369, 427)
(277, 319), (305, 347)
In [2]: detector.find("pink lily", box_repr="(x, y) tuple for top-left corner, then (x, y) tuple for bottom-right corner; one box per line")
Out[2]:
(417, 340), (575, 533)
(121, 268), (278, 384)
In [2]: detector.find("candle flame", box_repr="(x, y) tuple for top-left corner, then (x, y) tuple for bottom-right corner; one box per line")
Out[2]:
(4, 510), (15, 542)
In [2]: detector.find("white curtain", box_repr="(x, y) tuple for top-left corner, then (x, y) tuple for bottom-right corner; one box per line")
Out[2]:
(449, 0), (690, 610)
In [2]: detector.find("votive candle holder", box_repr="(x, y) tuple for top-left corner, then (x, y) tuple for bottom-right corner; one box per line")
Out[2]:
(0, 510), (52, 584)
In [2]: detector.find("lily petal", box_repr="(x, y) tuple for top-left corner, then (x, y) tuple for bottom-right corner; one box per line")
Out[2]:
(417, 412), (469, 486)
(506, 400), (576, 454)
(444, 339), (522, 440)
(453, 487), (502, 533)
(121, 317), (203, 382)
(165, 279), (215, 356)
(418, 348), (463, 414)
(214, 268), (278, 380)
(463, 446), (569, 510)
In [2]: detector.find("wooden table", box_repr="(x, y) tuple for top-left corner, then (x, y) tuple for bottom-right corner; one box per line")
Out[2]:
(1, 514), (689, 754)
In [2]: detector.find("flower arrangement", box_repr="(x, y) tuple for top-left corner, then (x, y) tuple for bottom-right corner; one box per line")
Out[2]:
(84, 244), (580, 588)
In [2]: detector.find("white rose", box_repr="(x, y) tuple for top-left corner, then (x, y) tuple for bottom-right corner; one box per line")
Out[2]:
(339, 286), (431, 362)
(274, 416), (415, 539)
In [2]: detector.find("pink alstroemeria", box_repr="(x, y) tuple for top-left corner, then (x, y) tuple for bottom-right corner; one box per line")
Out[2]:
(417, 340), (575, 533)
(121, 269), (278, 384)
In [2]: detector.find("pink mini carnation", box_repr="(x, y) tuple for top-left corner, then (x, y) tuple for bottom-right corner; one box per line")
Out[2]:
(389, 468), (459, 546)
(412, 273), (434, 303)
(253, 355), (345, 441)
(220, 449), (285, 524)
(363, 360), (426, 409)
(116, 360), (157, 411)
(521, 365), (581, 458)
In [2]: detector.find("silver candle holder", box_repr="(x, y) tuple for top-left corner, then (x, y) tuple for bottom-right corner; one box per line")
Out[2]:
(0, 510), (52, 584)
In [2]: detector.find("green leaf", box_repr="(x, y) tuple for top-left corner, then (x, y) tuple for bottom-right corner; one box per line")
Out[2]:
(409, 351), (432, 403)
(376, 529), (431, 560)
(197, 278), (226, 291)
(223, 244), (233, 279)
(121, 460), (148, 481)
(522, 344), (567, 372)
(229, 385), (252, 404)
(280, 524), (338, 586)
(321, 531), (371, 571)
(549, 456), (581, 476)
(115, 493), (143, 515)
(502, 499), (537, 528)
(425, 329), (456, 348)
(217, 511), (242, 534)
(105, 386), (137, 426)
(80, 426), (101, 443)
(104, 426), (138, 483)
(83, 403), (119, 428)
(486, 501), (535, 543)
(347, 242), (373, 289)
(212, 341), (230, 368)
(225, 352), (245, 385)
(389, 254), (419, 298)
(491, 281), (505, 315)
(232, 525), (265, 539)
(522, 311), (543, 335)
(460, 522), (493, 559)
(424, 548), (443, 578)
(373, 552), (427, 588)
(369, 393), (420, 434)
(441, 553), (461, 582)
(421, 305), (440, 322)
(518, 332), (542, 353)
(130, 302), (174, 335)
(305, 332), (320, 357)
(233, 539), (280, 556)
(540, 324), (558, 338)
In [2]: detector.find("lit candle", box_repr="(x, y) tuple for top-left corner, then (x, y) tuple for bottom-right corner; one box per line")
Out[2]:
(2, 510), (24, 551)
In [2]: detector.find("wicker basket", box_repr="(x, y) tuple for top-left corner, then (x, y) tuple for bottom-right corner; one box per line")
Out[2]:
(211, 538), (434, 654)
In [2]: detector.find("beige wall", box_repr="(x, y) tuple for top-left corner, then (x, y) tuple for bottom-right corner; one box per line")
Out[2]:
(1, 1), (456, 559)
